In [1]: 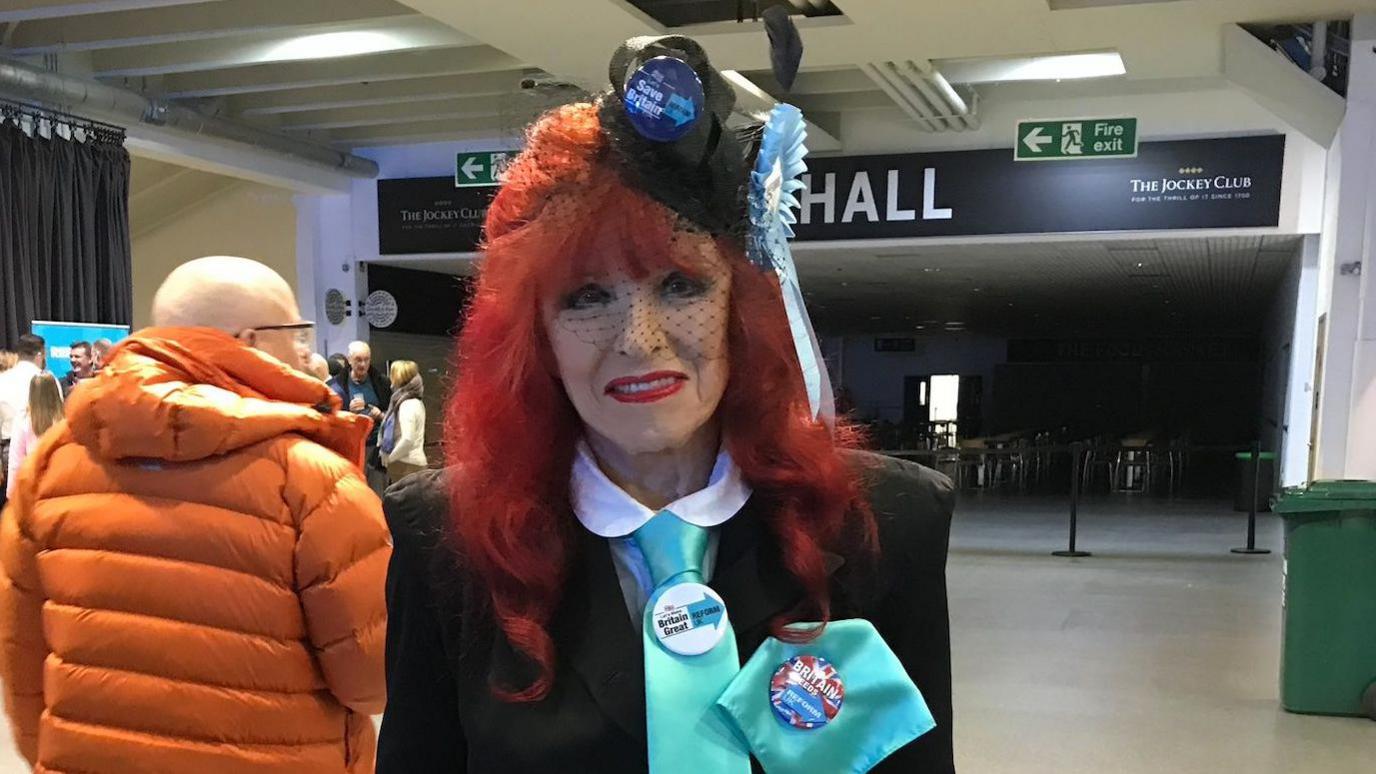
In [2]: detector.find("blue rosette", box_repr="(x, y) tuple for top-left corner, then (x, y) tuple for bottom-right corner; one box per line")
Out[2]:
(748, 104), (834, 425)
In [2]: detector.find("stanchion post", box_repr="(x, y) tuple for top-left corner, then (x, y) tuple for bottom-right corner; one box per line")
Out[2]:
(1232, 440), (1271, 555)
(1054, 441), (1092, 558)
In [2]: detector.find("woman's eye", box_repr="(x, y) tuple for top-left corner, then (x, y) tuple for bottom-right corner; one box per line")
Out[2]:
(661, 272), (708, 299)
(564, 284), (612, 310)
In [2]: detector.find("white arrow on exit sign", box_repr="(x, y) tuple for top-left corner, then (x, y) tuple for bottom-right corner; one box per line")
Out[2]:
(459, 156), (485, 181)
(1022, 126), (1051, 154)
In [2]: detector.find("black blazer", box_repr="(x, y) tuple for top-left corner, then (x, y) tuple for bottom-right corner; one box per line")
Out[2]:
(378, 451), (956, 773)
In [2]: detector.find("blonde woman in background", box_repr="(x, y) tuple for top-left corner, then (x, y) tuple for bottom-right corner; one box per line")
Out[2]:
(379, 359), (426, 483)
(6, 372), (62, 497)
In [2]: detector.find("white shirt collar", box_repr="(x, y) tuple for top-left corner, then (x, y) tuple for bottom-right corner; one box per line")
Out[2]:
(570, 440), (753, 538)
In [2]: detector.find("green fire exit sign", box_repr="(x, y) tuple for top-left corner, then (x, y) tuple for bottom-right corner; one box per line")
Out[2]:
(1015, 117), (1138, 161)
(455, 150), (516, 187)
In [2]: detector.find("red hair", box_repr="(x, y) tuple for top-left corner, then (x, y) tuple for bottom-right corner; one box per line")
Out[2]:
(446, 102), (875, 701)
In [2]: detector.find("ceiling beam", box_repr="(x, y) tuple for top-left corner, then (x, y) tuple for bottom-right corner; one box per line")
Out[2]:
(324, 114), (533, 146)
(794, 90), (894, 112)
(275, 94), (509, 131)
(1222, 23), (1344, 147)
(5, 0), (409, 54)
(228, 70), (527, 115)
(90, 15), (473, 78)
(787, 68), (877, 95)
(150, 46), (522, 98)
(722, 70), (842, 153)
(0, 0), (210, 24)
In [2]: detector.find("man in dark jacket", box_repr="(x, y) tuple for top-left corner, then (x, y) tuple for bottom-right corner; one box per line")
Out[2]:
(329, 340), (392, 494)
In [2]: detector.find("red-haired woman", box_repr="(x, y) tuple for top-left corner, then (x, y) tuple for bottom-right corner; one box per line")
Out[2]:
(379, 36), (955, 774)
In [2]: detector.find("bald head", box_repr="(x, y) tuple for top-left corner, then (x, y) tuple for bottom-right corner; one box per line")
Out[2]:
(307, 353), (330, 381)
(153, 256), (308, 371)
(153, 256), (298, 333)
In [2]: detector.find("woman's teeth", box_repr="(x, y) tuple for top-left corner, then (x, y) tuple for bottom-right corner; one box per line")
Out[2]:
(614, 377), (678, 394)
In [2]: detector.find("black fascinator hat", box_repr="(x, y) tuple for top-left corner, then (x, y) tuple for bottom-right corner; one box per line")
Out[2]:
(595, 35), (758, 241)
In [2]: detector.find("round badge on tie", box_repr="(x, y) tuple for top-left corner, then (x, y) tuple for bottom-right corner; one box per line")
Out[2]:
(622, 56), (705, 142)
(770, 655), (845, 730)
(649, 582), (728, 656)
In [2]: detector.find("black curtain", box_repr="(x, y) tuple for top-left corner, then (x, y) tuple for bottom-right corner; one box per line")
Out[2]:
(0, 118), (132, 349)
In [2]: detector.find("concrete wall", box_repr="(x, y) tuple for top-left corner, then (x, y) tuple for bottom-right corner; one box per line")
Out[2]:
(132, 182), (298, 328)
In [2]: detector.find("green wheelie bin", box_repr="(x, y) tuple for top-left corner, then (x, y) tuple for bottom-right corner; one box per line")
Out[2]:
(1273, 481), (1376, 720)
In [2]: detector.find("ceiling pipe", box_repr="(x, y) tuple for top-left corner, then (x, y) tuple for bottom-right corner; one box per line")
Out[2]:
(1310, 20), (1328, 80)
(895, 61), (964, 131)
(908, 58), (979, 130)
(860, 62), (939, 132)
(0, 55), (378, 178)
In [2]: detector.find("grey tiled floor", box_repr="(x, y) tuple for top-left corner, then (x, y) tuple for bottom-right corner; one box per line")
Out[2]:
(949, 492), (1376, 773)
(0, 494), (1371, 772)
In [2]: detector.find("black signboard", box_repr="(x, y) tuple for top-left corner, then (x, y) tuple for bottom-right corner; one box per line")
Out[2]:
(365, 264), (473, 336)
(376, 135), (1284, 253)
(377, 177), (494, 255)
(792, 135), (1285, 241)
(1008, 338), (1259, 363)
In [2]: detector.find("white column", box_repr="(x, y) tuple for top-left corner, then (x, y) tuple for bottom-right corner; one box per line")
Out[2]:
(296, 194), (367, 357)
(1314, 13), (1376, 480)
(1281, 236), (1320, 487)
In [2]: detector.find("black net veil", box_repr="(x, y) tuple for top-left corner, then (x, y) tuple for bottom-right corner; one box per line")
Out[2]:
(542, 35), (767, 366)
(550, 225), (733, 364)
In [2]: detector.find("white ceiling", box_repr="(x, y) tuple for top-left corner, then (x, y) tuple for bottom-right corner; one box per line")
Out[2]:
(794, 234), (1302, 335)
(0, 0), (1364, 152)
(371, 234), (1303, 336)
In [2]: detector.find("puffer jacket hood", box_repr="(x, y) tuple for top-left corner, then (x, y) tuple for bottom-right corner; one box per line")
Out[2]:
(66, 327), (371, 468)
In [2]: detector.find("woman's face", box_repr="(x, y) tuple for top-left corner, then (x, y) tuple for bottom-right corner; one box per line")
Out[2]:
(544, 232), (732, 455)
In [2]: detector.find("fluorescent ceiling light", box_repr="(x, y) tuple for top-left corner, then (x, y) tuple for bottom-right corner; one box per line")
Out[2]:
(263, 31), (406, 63)
(941, 52), (1126, 84)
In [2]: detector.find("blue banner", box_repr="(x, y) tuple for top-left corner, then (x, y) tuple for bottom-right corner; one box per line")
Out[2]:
(30, 321), (130, 380)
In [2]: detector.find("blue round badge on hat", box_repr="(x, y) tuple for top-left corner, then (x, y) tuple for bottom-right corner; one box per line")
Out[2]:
(622, 56), (704, 142)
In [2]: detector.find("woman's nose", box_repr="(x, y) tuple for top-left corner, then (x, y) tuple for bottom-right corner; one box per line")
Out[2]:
(615, 289), (671, 359)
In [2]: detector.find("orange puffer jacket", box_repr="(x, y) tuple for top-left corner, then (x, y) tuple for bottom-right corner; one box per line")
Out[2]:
(0, 327), (391, 773)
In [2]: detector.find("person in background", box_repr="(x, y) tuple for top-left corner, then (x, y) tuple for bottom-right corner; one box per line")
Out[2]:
(327, 352), (348, 382)
(5, 373), (62, 497)
(0, 334), (52, 511)
(59, 340), (94, 395)
(329, 340), (392, 495)
(91, 338), (114, 372)
(379, 359), (426, 484)
(0, 256), (389, 773)
(0, 351), (23, 505)
(307, 352), (331, 381)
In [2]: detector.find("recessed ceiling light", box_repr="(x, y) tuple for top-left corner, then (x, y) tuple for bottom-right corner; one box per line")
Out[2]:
(1008, 53), (1126, 81)
(942, 51), (1126, 84)
(265, 31), (404, 62)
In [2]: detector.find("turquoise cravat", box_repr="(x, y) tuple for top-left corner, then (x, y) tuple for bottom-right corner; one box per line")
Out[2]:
(633, 511), (752, 774)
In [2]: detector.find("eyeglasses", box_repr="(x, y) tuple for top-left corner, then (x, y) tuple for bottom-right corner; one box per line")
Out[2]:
(251, 321), (316, 346)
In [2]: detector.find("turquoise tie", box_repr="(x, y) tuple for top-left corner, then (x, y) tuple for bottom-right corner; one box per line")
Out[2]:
(633, 511), (752, 774)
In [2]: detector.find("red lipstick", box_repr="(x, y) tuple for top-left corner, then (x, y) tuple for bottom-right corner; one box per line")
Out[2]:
(605, 371), (688, 404)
